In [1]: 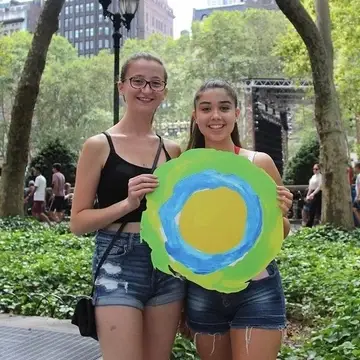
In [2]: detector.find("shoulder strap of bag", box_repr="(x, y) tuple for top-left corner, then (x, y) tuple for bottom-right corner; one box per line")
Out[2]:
(91, 136), (163, 296)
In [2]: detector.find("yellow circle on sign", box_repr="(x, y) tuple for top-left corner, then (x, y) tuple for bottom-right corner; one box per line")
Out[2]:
(178, 187), (247, 254)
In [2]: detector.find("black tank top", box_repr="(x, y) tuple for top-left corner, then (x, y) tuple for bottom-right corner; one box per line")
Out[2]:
(97, 132), (171, 223)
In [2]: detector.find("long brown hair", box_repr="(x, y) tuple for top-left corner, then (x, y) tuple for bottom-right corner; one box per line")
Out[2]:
(186, 80), (241, 150)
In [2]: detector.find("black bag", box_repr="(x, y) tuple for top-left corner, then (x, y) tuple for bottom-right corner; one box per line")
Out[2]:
(71, 135), (164, 340)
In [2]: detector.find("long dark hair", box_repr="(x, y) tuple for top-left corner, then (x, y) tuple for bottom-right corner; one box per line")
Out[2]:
(186, 80), (241, 150)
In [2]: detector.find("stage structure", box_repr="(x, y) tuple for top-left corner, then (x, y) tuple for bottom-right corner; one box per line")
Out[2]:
(236, 79), (312, 176)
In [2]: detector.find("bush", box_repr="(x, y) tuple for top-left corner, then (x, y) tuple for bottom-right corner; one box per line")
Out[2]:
(284, 137), (319, 185)
(1, 220), (360, 358)
(28, 138), (78, 186)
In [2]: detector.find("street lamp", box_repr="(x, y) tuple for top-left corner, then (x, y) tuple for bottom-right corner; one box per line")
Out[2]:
(98, 0), (140, 125)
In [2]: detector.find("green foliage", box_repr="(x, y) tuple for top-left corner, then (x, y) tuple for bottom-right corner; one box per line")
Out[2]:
(275, 0), (360, 134)
(284, 136), (319, 185)
(29, 138), (77, 185)
(278, 225), (360, 359)
(190, 9), (287, 82)
(1, 219), (360, 358)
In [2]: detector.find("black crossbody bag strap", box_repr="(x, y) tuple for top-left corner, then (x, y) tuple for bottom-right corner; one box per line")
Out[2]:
(90, 135), (163, 296)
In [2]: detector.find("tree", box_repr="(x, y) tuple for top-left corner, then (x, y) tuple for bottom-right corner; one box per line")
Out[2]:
(0, 0), (66, 217)
(0, 32), (33, 159)
(0, 33), (79, 159)
(275, 0), (353, 228)
(29, 138), (77, 186)
(274, 0), (360, 136)
(33, 51), (113, 152)
(284, 136), (319, 185)
(190, 10), (287, 82)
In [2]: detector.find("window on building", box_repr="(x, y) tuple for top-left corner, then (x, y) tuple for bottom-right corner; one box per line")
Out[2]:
(69, 31), (73, 40)
(75, 30), (79, 38)
(90, 28), (94, 36)
(80, 4), (84, 12)
(85, 28), (90, 37)
(86, 15), (89, 24)
(75, 5), (79, 13)
(65, 6), (69, 15)
(79, 29), (83, 38)
(80, 17), (83, 25)
(65, 18), (69, 28)
(105, 27), (109, 35)
(86, 41), (90, 50)
(75, 18), (79, 26)
(90, 15), (94, 23)
(104, 39), (109, 48)
(80, 42), (84, 50)
(90, 2), (94, 11)
(99, 14), (103, 22)
(90, 40), (94, 49)
(99, 26), (103, 35)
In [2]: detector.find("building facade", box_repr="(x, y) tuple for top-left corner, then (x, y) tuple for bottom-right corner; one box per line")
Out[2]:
(59, 0), (174, 57)
(194, 0), (277, 22)
(0, 0), (42, 36)
(141, 0), (174, 38)
(207, 0), (245, 7)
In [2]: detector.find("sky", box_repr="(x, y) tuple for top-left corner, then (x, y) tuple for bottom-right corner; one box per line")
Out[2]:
(168, 0), (208, 38)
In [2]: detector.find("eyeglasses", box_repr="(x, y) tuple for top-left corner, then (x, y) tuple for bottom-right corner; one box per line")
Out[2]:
(127, 77), (166, 92)
(313, 168), (319, 171)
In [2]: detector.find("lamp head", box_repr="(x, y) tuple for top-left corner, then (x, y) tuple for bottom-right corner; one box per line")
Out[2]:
(119, 0), (140, 30)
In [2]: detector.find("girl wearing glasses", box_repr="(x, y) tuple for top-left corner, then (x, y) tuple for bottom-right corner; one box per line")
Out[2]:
(70, 53), (185, 360)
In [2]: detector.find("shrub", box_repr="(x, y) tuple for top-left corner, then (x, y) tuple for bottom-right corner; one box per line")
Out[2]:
(1, 220), (360, 358)
(284, 136), (319, 185)
(28, 138), (77, 186)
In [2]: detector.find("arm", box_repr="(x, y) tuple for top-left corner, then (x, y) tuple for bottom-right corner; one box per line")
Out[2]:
(70, 135), (134, 236)
(52, 174), (58, 195)
(254, 152), (291, 238)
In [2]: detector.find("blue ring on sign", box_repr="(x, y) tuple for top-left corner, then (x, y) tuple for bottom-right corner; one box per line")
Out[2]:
(158, 170), (263, 275)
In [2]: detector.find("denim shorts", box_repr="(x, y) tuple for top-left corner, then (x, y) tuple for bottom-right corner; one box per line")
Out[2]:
(92, 230), (185, 310)
(186, 261), (286, 334)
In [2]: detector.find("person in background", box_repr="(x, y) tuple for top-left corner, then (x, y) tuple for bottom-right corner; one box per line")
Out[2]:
(305, 163), (322, 227)
(64, 182), (73, 216)
(49, 163), (66, 222)
(352, 162), (360, 225)
(24, 180), (35, 215)
(30, 165), (52, 226)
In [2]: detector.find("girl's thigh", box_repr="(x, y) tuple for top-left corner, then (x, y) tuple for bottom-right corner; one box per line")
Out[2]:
(193, 332), (232, 360)
(143, 300), (183, 360)
(230, 328), (283, 360)
(96, 305), (143, 360)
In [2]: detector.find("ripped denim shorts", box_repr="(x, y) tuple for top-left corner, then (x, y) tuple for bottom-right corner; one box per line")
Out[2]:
(92, 230), (186, 310)
(186, 261), (286, 334)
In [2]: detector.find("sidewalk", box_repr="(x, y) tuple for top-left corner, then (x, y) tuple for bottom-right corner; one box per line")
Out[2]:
(0, 314), (102, 360)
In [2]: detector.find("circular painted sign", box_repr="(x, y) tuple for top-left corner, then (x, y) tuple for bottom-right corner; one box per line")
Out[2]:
(140, 149), (283, 293)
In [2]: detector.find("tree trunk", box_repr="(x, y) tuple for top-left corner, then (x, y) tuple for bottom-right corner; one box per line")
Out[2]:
(275, 0), (353, 229)
(0, 0), (65, 217)
(315, 0), (334, 77)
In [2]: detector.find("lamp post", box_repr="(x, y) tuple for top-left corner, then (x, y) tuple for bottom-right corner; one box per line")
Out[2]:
(98, 0), (140, 125)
